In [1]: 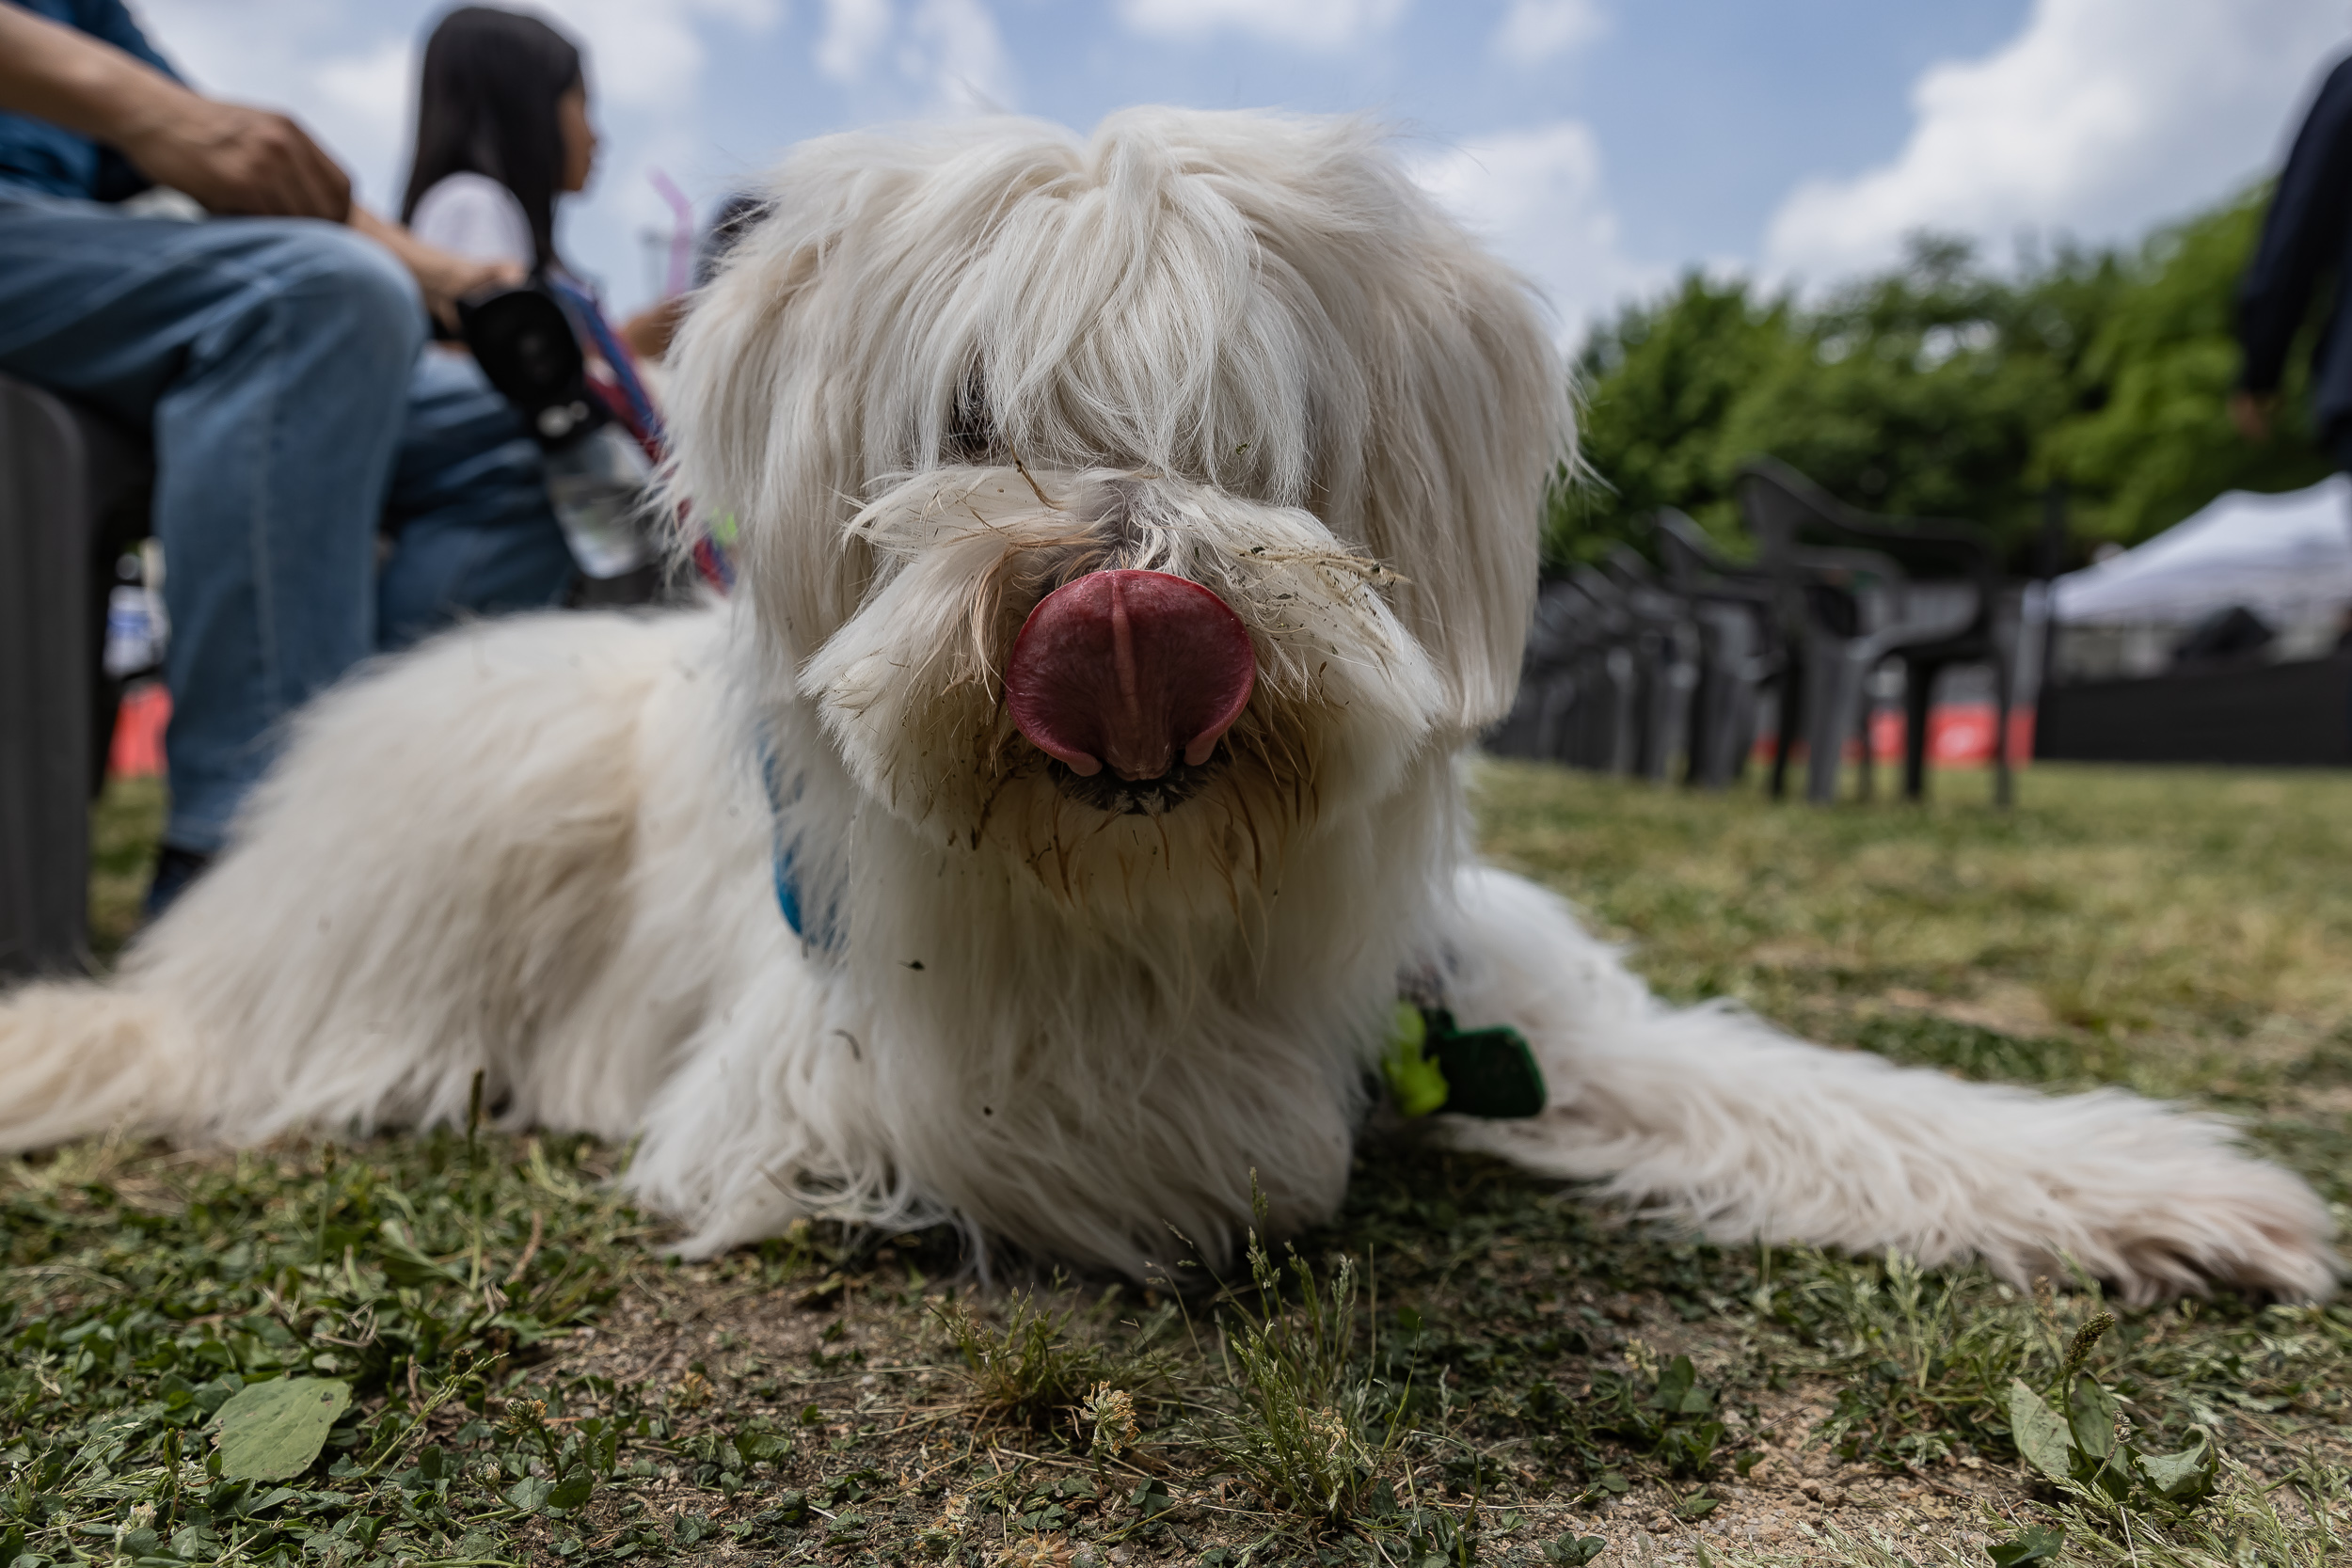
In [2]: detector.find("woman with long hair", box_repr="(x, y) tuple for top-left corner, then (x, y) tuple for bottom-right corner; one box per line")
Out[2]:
(401, 6), (594, 277)
(378, 5), (610, 644)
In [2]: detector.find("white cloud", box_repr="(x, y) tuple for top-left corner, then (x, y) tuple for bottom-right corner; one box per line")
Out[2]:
(905, 0), (1018, 113)
(813, 0), (1016, 112)
(818, 0), (894, 82)
(537, 0), (783, 111)
(1491, 0), (1604, 66)
(1408, 120), (1661, 344)
(1764, 0), (2352, 285)
(309, 37), (414, 171)
(1117, 0), (1407, 53)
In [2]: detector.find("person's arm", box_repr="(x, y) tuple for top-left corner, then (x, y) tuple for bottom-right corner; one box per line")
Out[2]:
(0, 2), (347, 219)
(0, 8), (514, 323)
(2238, 55), (2352, 437)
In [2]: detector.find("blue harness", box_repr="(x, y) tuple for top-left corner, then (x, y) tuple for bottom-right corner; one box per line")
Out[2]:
(759, 739), (837, 950)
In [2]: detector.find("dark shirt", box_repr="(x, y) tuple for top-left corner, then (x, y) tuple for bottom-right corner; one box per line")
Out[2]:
(2240, 54), (2352, 438)
(0, 0), (182, 202)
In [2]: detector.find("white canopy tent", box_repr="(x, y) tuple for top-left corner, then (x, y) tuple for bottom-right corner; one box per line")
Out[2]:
(2052, 476), (2352, 626)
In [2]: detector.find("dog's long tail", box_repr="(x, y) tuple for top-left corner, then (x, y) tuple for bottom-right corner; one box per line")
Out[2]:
(0, 977), (203, 1152)
(1438, 868), (2342, 1306)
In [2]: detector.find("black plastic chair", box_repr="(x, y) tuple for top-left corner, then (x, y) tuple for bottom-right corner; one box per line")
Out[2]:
(0, 373), (152, 977)
(1597, 546), (1703, 783)
(1562, 567), (1646, 774)
(1652, 510), (1781, 788)
(1489, 573), (1640, 773)
(1488, 578), (1584, 763)
(1735, 458), (2014, 807)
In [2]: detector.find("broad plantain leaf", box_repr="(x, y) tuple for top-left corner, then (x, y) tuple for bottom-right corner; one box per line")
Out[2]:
(548, 1468), (595, 1511)
(2066, 1374), (2119, 1462)
(2067, 1376), (2136, 1499)
(2006, 1379), (2074, 1483)
(2135, 1425), (2219, 1505)
(213, 1377), (351, 1481)
(1654, 1354), (1697, 1411)
(1985, 1523), (2065, 1565)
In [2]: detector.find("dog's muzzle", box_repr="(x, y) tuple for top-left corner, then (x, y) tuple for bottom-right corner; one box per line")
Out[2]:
(1005, 569), (1255, 784)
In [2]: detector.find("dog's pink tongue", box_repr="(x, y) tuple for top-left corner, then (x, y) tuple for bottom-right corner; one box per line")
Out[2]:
(1006, 570), (1255, 782)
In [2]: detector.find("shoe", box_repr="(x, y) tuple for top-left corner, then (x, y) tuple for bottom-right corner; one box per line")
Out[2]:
(144, 844), (215, 920)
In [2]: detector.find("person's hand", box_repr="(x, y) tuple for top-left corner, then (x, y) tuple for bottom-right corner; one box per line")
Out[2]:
(619, 298), (686, 363)
(2230, 388), (2278, 444)
(115, 94), (349, 220)
(413, 250), (529, 331)
(346, 210), (526, 329)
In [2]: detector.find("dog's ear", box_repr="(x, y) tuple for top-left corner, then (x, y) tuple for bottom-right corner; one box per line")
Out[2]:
(1215, 118), (1568, 735)
(665, 168), (877, 670)
(1343, 240), (1563, 735)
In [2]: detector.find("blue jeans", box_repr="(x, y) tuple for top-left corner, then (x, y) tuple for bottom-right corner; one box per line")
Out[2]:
(0, 187), (573, 852)
(380, 350), (578, 652)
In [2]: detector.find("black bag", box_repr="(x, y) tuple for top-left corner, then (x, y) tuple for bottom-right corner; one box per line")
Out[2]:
(457, 284), (605, 448)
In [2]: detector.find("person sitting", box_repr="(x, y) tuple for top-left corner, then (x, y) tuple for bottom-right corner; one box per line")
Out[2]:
(374, 5), (608, 647)
(388, 5), (675, 627)
(0, 0), (576, 911)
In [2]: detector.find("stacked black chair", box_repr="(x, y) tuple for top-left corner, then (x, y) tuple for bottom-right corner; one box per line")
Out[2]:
(1596, 547), (1703, 783)
(1652, 510), (1782, 788)
(0, 373), (152, 977)
(1488, 577), (1583, 763)
(1491, 573), (1632, 772)
(1734, 458), (2014, 806)
(1491, 560), (1699, 779)
(1559, 568), (1642, 773)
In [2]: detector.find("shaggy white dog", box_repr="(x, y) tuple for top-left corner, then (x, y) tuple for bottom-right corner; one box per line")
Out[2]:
(0, 110), (2336, 1305)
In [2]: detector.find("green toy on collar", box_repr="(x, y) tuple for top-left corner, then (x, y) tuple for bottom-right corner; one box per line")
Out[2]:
(1381, 1001), (1548, 1119)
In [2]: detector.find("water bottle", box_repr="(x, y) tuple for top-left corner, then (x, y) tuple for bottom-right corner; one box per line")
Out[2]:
(542, 424), (654, 579)
(103, 550), (167, 679)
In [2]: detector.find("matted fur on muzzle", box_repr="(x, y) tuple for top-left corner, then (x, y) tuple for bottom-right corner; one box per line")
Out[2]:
(802, 466), (1444, 891)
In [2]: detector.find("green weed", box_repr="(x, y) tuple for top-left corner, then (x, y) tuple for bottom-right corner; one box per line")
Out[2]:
(1760, 1248), (2058, 1467)
(1209, 1229), (1399, 1524)
(933, 1285), (1167, 1436)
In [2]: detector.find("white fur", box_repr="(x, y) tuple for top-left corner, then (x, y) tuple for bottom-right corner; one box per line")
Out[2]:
(0, 110), (2334, 1304)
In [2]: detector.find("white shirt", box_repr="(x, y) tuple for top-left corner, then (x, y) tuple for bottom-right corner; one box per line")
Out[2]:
(409, 172), (534, 269)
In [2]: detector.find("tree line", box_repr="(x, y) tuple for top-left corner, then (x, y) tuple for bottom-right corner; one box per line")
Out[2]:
(1555, 187), (2334, 573)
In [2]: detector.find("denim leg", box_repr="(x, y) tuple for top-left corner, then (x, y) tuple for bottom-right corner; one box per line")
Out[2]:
(0, 191), (422, 852)
(377, 349), (575, 651)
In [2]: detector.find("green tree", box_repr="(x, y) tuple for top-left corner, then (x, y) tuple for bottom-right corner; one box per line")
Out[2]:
(1556, 187), (2336, 572)
(1716, 235), (2081, 562)
(1550, 273), (1789, 563)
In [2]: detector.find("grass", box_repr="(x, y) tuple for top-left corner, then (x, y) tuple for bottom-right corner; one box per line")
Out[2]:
(7, 760), (2349, 1566)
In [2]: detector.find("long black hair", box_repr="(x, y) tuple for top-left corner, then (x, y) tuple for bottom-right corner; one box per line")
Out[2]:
(400, 6), (582, 272)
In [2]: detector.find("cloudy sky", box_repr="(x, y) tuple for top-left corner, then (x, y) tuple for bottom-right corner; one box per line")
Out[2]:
(129, 0), (2351, 340)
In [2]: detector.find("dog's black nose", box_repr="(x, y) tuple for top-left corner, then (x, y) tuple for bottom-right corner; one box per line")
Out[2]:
(1004, 570), (1254, 782)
